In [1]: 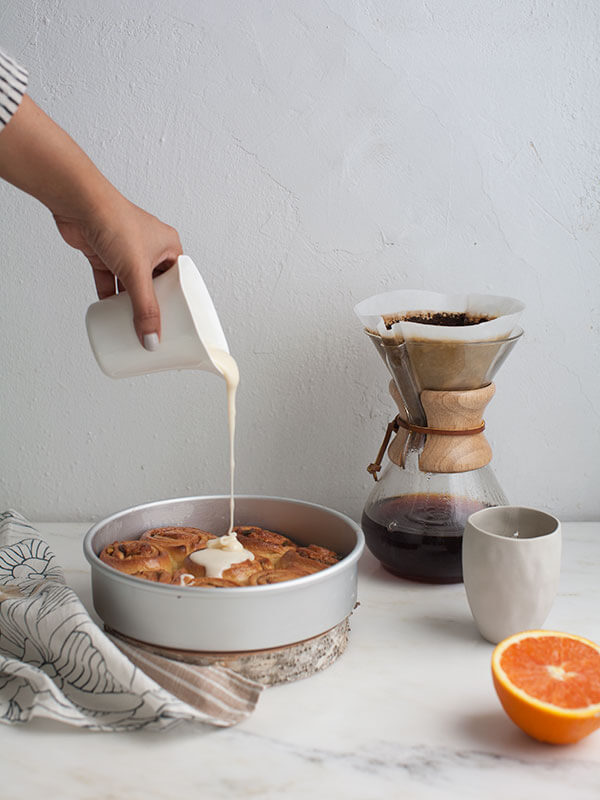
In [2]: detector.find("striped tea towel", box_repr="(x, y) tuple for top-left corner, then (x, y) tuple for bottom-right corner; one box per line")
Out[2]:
(0, 511), (263, 731)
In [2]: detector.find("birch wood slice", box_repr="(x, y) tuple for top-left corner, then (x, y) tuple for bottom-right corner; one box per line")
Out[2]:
(106, 617), (351, 686)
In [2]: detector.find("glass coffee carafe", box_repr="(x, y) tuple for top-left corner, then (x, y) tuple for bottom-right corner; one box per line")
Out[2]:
(361, 329), (522, 583)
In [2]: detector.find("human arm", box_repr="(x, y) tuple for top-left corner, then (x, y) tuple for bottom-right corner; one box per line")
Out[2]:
(0, 85), (181, 348)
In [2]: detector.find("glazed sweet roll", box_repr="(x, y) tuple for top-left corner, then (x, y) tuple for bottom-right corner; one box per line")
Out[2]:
(176, 553), (272, 583)
(176, 554), (210, 579)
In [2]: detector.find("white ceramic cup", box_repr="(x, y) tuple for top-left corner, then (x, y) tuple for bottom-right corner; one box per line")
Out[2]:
(85, 255), (229, 379)
(462, 506), (561, 644)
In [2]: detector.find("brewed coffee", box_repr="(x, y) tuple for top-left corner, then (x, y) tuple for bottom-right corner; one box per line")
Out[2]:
(361, 493), (490, 583)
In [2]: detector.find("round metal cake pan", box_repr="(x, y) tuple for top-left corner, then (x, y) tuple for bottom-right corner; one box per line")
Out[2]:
(84, 495), (365, 652)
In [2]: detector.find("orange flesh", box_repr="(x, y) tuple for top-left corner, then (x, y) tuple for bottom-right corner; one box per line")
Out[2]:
(500, 636), (600, 709)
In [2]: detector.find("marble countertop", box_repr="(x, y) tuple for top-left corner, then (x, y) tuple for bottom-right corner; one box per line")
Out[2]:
(1, 521), (600, 799)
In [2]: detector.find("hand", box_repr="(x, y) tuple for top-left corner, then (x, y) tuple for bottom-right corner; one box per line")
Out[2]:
(0, 95), (183, 348)
(53, 196), (182, 348)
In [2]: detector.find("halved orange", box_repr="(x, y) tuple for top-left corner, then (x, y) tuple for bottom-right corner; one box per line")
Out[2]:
(492, 630), (600, 744)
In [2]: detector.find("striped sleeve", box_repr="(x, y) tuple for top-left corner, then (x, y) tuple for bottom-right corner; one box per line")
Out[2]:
(0, 48), (28, 132)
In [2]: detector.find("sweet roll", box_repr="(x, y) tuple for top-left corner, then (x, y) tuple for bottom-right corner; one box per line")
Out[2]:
(140, 526), (215, 569)
(247, 568), (312, 585)
(234, 526), (295, 565)
(171, 571), (238, 588)
(99, 540), (172, 580)
(222, 555), (273, 584)
(295, 544), (339, 566)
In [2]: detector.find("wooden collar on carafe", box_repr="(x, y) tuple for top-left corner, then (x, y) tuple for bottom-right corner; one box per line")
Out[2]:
(368, 380), (495, 477)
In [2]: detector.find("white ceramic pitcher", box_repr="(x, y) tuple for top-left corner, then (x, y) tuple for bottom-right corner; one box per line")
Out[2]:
(85, 255), (229, 379)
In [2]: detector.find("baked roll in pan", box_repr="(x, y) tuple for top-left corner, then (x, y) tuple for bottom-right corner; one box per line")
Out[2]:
(100, 525), (340, 587)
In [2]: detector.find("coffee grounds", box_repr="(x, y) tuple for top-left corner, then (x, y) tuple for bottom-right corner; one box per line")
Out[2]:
(384, 311), (495, 329)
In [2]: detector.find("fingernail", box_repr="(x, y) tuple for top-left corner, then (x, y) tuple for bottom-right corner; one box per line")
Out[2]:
(143, 333), (159, 352)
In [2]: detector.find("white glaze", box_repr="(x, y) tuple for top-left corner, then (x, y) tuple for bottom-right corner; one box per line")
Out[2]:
(189, 533), (254, 578)
(209, 348), (239, 536)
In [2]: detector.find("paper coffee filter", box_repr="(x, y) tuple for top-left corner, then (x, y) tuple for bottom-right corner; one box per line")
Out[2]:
(354, 290), (524, 342)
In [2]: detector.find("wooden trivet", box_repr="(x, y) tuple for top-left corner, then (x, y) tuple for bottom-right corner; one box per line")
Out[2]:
(106, 617), (351, 686)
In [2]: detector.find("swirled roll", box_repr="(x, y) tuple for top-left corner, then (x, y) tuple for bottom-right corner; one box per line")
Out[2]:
(99, 540), (172, 578)
(171, 571), (237, 588)
(176, 553), (272, 583)
(99, 525), (342, 589)
(177, 554), (207, 578)
(135, 569), (172, 583)
(247, 568), (312, 585)
(222, 555), (272, 584)
(276, 548), (329, 575)
(140, 526), (215, 568)
(295, 544), (340, 566)
(234, 526), (295, 565)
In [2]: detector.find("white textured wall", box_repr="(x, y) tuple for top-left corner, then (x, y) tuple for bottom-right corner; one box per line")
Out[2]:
(0, 1), (598, 522)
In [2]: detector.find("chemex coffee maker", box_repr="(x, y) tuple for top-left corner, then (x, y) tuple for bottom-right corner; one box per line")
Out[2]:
(355, 290), (524, 584)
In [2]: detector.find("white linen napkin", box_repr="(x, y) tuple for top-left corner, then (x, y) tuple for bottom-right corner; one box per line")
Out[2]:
(0, 510), (263, 731)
